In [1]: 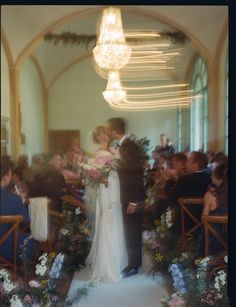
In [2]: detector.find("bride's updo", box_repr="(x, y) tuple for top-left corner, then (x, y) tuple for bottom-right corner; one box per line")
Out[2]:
(93, 126), (110, 144)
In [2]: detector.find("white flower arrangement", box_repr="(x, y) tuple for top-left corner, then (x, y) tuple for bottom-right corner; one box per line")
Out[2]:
(35, 253), (48, 276)
(160, 207), (172, 229)
(0, 269), (15, 293)
(60, 228), (69, 235)
(75, 207), (81, 215)
(214, 270), (227, 291)
(10, 294), (24, 307)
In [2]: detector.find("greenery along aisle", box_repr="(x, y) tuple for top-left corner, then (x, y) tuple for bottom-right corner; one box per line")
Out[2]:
(160, 255), (229, 306)
(56, 202), (91, 273)
(143, 206), (181, 276)
(0, 202), (92, 306)
(0, 253), (93, 307)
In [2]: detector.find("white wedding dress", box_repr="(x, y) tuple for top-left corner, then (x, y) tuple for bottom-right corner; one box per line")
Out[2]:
(86, 150), (128, 282)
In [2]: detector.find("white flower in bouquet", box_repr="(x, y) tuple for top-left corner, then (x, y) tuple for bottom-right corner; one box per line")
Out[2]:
(75, 207), (81, 215)
(3, 280), (15, 293)
(28, 280), (41, 288)
(214, 270), (227, 291)
(0, 269), (15, 293)
(60, 228), (69, 235)
(10, 295), (23, 307)
(35, 263), (47, 276)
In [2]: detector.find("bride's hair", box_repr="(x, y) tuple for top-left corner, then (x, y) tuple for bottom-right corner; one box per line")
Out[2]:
(92, 126), (109, 144)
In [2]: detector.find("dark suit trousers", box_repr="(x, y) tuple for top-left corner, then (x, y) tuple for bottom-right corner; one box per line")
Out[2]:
(123, 210), (143, 268)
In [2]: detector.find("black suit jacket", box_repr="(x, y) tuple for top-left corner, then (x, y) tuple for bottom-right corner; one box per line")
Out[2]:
(167, 171), (212, 201)
(117, 137), (146, 210)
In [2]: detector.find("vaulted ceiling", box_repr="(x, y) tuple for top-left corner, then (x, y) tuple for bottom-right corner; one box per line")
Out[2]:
(1, 5), (228, 89)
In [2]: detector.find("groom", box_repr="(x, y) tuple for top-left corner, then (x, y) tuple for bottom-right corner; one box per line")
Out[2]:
(107, 118), (146, 277)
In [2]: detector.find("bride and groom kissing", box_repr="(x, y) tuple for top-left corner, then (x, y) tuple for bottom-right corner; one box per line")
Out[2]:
(86, 117), (146, 282)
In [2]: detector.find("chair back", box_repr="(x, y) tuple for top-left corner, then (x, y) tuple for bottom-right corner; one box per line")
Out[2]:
(178, 197), (204, 252)
(201, 214), (228, 275)
(0, 215), (23, 279)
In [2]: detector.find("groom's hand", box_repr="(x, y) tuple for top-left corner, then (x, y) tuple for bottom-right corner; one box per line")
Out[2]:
(127, 202), (138, 214)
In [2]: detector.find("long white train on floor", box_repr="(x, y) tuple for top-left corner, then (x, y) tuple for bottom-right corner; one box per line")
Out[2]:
(67, 252), (168, 307)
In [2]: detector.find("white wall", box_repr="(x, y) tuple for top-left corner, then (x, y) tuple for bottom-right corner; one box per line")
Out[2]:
(1, 42), (11, 154)
(49, 57), (178, 159)
(19, 57), (44, 160)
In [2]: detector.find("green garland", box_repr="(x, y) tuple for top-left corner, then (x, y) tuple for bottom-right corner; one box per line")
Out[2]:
(44, 31), (187, 47)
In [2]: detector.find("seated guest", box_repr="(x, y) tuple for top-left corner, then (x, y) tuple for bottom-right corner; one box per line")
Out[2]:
(197, 158), (228, 256)
(0, 156), (32, 262)
(166, 151), (212, 234)
(13, 154), (29, 183)
(167, 151), (212, 200)
(61, 155), (80, 182)
(23, 153), (45, 184)
(29, 153), (68, 202)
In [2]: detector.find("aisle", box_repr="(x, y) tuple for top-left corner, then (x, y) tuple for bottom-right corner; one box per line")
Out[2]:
(67, 253), (168, 307)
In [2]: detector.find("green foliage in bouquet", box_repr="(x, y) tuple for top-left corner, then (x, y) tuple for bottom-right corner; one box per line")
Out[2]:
(56, 202), (91, 272)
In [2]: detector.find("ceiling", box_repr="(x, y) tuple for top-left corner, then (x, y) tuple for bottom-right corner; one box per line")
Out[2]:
(1, 5), (228, 89)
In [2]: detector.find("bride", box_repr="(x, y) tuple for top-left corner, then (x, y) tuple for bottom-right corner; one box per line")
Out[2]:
(86, 125), (128, 282)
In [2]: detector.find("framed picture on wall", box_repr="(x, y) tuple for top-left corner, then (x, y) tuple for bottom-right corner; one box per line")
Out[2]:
(1, 116), (9, 155)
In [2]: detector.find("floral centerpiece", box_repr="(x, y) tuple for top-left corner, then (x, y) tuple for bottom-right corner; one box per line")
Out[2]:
(160, 254), (229, 307)
(56, 202), (91, 272)
(0, 252), (92, 306)
(78, 153), (117, 187)
(143, 206), (180, 275)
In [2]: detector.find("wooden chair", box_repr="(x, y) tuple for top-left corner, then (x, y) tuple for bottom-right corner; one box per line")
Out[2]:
(201, 215), (228, 275)
(45, 208), (64, 253)
(178, 197), (204, 252)
(0, 215), (23, 279)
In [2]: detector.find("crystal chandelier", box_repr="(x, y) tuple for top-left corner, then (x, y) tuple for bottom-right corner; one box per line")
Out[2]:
(93, 7), (131, 70)
(103, 71), (126, 104)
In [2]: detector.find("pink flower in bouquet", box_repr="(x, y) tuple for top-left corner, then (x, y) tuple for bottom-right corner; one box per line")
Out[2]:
(23, 295), (33, 304)
(168, 293), (186, 307)
(95, 155), (113, 165)
(88, 169), (100, 178)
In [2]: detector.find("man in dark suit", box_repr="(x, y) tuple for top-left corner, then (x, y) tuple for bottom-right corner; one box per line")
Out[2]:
(107, 118), (146, 277)
(168, 151), (212, 200)
(167, 151), (212, 234)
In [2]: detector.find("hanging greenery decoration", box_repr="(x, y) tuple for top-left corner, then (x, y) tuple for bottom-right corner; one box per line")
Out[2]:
(44, 31), (187, 48)
(44, 32), (96, 48)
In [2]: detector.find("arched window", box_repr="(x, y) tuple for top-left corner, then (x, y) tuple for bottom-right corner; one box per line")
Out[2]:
(224, 56), (228, 154)
(189, 56), (208, 151)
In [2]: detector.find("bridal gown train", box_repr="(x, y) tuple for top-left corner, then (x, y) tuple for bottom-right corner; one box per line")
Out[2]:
(86, 150), (128, 282)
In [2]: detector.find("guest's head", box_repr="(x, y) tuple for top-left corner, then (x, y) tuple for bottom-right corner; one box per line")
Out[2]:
(160, 133), (167, 147)
(171, 152), (187, 176)
(32, 153), (45, 166)
(186, 151), (208, 173)
(47, 153), (63, 170)
(1, 156), (14, 187)
(211, 158), (228, 187)
(212, 159), (228, 211)
(17, 154), (28, 168)
(107, 117), (126, 140)
(210, 151), (227, 164)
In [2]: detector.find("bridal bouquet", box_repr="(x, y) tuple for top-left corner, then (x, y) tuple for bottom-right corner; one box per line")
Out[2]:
(78, 154), (117, 187)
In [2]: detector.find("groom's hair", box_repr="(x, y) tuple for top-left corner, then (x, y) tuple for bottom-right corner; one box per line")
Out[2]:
(107, 118), (126, 134)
